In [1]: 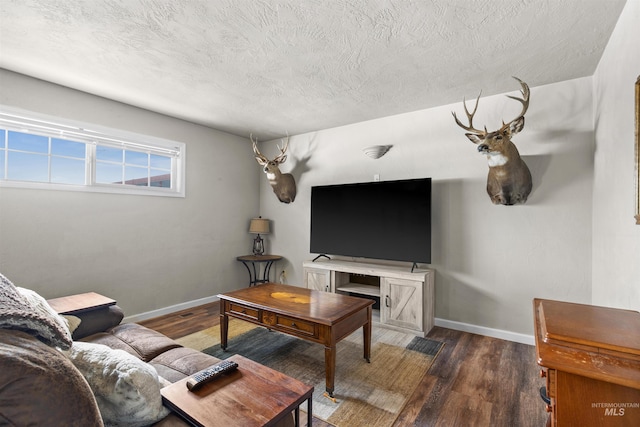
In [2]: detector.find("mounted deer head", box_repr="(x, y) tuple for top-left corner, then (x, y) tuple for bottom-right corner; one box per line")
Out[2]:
(452, 77), (533, 205)
(251, 134), (297, 204)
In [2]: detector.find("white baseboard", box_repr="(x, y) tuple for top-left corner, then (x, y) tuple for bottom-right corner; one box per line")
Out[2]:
(435, 317), (535, 346)
(123, 295), (220, 324)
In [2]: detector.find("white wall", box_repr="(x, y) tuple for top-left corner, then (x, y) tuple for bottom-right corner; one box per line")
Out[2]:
(0, 70), (260, 316)
(260, 77), (595, 337)
(592, 0), (640, 309)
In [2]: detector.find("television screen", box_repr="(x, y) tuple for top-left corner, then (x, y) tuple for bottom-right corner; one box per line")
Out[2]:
(310, 178), (431, 264)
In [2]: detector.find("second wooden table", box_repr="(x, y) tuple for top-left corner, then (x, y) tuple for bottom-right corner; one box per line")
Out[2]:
(218, 283), (374, 398)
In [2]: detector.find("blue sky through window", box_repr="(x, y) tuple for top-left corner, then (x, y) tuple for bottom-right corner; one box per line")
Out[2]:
(2, 130), (86, 184)
(51, 138), (85, 158)
(8, 131), (48, 153)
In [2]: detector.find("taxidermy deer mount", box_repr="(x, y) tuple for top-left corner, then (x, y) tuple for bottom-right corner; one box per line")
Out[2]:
(452, 77), (533, 206)
(251, 134), (297, 204)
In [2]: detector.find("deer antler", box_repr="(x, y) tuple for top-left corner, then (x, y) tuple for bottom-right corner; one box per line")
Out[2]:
(452, 92), (486, 135)
(250, 133), (269, 163)
(501, 77), (530, 130)
(273, 134), (289, 164)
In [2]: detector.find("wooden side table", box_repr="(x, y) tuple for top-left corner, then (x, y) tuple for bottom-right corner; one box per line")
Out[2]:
(236, 254), (283, 286)
(161, 354), (313, 427)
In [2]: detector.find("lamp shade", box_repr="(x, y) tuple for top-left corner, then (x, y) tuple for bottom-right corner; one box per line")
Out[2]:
(249, 218), (270, 234)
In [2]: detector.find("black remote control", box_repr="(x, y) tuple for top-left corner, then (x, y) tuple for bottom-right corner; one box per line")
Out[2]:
(186, 360), (239, 391)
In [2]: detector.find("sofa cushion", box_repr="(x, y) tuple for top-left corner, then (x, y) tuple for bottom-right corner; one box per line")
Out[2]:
(0, 329), (104, 426)
(149, 346), (223, 383)
(67, 341), (169, 427)
(0, 273), (72, 349)
(83, 323), (183, 361)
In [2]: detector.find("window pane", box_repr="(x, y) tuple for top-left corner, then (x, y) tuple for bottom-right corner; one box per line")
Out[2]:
(7, 151), (48, 182)
(8, 131), (48, 153)
(96, 145), (123, 162)
(150, 154), (171, 170)
(150, 170), (171, 188)
(51, 138), (85, 159)
(0, 128), (6, 149)
(125, 166), (148, 186)
(125, 150), (148, 167)
(51, 157), (85, 184)
(0, 151), (5, 179)
(96, 162), (123, 184)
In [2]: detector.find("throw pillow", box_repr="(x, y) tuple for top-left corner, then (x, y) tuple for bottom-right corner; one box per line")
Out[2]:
(62, 314), (82, 333)
(66, 341), (170, 427)
(0, 272), (72, 349)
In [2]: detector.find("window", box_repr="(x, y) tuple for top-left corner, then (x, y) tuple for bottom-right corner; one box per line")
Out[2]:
(0, 108), (185, 197)
(95, 146), (172, 188)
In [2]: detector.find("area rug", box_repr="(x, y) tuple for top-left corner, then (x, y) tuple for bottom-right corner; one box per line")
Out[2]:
(176, 319), (444, 427)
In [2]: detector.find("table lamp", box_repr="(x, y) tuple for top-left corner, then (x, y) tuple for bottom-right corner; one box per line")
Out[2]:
(249, 217), (270, 255)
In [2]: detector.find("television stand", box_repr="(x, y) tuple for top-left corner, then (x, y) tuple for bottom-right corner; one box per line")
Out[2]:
(303, 259), (434, 336)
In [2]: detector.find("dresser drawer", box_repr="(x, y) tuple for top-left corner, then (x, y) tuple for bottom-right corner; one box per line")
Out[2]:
(228, 302), (259, 321)
(275, 315), (316, 337)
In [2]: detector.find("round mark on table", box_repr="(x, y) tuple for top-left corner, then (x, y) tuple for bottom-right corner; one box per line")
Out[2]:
(270, 292), (311, 304)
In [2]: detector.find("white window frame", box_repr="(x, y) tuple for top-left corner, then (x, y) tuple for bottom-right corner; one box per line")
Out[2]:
(0, 106), (185, 197)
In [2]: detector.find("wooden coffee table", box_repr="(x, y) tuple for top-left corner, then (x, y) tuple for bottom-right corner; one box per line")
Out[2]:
(218, 283), (374, 398)
(161, 354), (313, 427)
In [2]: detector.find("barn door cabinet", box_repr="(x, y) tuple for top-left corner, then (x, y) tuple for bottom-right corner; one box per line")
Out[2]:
(303, 266), (332, 293)
(303, 259), (434, 336)
(533, 298), (640, 427)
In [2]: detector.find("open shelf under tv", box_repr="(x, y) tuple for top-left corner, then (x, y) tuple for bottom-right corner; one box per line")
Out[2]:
(336, 282), (380, 297)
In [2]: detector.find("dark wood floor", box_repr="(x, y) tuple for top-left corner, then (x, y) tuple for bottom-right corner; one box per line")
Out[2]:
(139, 303), (549, 427)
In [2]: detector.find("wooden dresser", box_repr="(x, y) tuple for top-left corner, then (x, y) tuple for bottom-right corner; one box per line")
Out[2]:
(533, 298), (640, 426)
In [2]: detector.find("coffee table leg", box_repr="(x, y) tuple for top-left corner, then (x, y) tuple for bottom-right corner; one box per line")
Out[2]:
(307, 396), (313, 426)
(324, 344), (336, 398)
(220, 310), (229, 350)
(364, 305), (372, 363)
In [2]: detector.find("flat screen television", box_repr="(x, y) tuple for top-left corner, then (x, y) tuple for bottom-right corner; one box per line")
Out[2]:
(310, 177), (431, 264)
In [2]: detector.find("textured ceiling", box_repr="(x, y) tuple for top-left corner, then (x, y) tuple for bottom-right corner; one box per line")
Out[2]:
(0, 0), (627, 140)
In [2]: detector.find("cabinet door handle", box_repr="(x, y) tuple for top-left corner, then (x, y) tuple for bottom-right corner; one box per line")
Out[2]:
(385, 295), (390, 307)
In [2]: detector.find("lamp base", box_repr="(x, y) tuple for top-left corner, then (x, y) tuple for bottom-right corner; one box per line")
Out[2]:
(252, 235), (264, 255)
